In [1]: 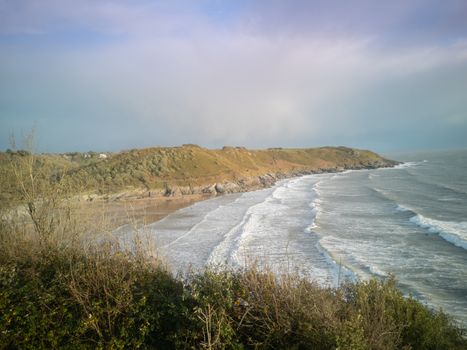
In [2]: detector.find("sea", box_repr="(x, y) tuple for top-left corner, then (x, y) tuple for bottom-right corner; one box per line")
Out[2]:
(122, 149), (467, 325)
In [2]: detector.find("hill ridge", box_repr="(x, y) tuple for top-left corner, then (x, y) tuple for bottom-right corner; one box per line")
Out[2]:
(0, 146), (398, 203)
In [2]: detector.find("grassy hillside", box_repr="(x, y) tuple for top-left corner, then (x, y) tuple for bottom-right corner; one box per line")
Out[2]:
(0, 146), (397, 204)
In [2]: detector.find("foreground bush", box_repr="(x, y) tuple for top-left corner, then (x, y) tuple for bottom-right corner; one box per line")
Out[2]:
(1, 247), (465, 349)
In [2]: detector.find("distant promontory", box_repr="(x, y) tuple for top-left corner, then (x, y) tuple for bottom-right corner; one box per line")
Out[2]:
(1, 146), (398, 203)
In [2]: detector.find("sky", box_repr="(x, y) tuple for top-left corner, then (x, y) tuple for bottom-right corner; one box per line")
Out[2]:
(1, 0), (467, 153)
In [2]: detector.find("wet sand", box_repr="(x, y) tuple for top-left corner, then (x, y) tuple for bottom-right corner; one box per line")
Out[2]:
(82, 194), (214, 230)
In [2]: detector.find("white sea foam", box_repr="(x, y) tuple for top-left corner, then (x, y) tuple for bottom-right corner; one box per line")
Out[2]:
(305, 201), (319, 232)
(272, 186), (288, 201)
(373, 187), (386, 195)
(212, 176), (325, 277)
(206, 193), (266, 267)
(304, 223), (317, 233)
(395, 204), (411, 212)
(304, 207), (318, 232)
(394, 161), (419, 169)
(230, 195), (279, 266)
(438, 197), (461, 202)
(410, 214), (467, 250)
(207, 214), (250, 266)
(368, 264), (388, 278)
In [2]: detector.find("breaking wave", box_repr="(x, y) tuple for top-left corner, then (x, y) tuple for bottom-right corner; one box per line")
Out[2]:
(395, 204), (411, 212)
(410, 214), (467, 250)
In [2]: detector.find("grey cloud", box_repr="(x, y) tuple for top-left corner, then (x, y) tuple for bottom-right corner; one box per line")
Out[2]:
(1, 1), (467, 152)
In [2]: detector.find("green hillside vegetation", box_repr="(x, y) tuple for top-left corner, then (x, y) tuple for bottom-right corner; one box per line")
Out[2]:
(0, 145), (396, 205)
(70, 146), (395, 190)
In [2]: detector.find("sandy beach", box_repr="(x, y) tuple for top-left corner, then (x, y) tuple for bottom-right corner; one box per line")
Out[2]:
(82, 193), (214, 230)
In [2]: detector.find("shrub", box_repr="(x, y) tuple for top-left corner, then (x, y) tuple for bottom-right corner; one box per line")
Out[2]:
(1, 251), (466, 349)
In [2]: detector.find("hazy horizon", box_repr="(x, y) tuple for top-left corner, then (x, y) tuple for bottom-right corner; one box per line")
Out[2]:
(1, 1), (467, 153)
(3, 138), (467, 156)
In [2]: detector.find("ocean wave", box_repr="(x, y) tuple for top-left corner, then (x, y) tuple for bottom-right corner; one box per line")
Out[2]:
(438, 197), (462, 202)
(316, 238), (358, 286)
(273, 177), (317, 202)
(367, 264), (388, 278)
(305, 202), (318, 232)
(410, 214), (467, 250)
(304, 223), (317, 233)
(371, 190), (415, 215)
(271, 186), (288, 201)
(318, 236), (391, 281)
(157, 194), (246, 250)
(207, 211), (252, 266)
(437, 183), (467, 197)
(229, 195), (278, 267)
(306, 182), (322, 230)
(371, 187), (393, 201)
(401, 170), (467, 198)
(394, 161), (419, 169)
(395, 204), (411, 212)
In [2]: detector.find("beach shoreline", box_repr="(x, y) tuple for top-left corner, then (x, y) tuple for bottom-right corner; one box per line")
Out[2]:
(93, 162), (399, 229)
(80, 193), (215, 230)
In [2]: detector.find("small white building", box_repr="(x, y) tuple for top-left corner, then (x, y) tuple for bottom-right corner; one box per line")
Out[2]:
(98, 153), (108, 159)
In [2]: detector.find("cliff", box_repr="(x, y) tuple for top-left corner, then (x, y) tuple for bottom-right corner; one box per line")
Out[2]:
(0, 146), (398, 203)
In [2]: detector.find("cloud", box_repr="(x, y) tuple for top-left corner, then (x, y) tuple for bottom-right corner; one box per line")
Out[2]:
(1, 1), (467, 151)
(0, 0), (218, 37)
